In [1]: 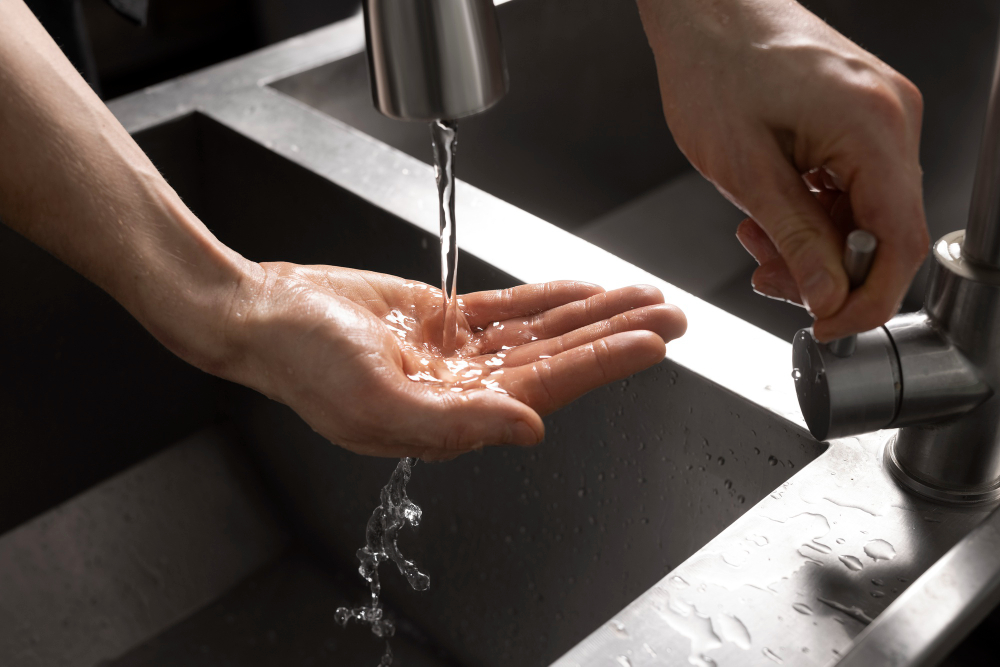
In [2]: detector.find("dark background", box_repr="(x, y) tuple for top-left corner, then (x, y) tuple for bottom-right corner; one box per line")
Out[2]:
(31, 0), (362, 100)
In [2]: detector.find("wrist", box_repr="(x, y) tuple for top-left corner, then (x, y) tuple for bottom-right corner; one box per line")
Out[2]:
(121, 184), (263, 380)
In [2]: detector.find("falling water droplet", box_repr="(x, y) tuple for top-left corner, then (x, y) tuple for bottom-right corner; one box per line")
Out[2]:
(864, 539), (896, 562)
(839, 555), (864, 571)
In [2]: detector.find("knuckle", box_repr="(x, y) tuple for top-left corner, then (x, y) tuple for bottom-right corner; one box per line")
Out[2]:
(592, 339), (614, 379)
(770, 222), (823, 264)
(861, 85), (908, 127)
(896, 76), (924, 117)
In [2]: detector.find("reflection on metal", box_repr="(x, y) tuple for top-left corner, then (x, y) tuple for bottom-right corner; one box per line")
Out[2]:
(94, 3), (1000, 665)
(363, 0), (508, 121)
(827, 230), (878, 358)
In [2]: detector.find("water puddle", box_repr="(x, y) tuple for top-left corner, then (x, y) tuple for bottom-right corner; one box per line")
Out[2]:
(651, 589), (752, 665)
(684, 512), (830, 591)
(864, 539), (896, 562)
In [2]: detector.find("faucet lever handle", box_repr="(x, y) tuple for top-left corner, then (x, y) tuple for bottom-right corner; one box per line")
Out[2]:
(827, 230), (878, 357)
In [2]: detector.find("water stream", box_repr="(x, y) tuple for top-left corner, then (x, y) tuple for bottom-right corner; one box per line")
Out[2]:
(335, 120), (460, 666)
(431, 119), (460, 355)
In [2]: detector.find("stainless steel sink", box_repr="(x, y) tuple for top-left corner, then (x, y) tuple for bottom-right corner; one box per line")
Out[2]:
(3, 1), (1000, 666)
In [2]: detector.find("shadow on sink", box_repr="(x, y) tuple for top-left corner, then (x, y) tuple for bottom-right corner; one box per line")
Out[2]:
(134, 111), (827, 666)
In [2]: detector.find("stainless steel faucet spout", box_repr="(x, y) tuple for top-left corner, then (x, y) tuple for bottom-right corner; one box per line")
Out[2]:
(363, 0), (509, 121)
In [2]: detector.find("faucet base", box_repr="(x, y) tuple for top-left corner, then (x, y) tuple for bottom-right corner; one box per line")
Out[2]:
(884, 435), (1000, 505)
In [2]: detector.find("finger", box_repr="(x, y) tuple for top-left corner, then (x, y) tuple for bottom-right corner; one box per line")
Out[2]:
(462, 281), (605, 328)
(739, 140), (849, 318)
(752, 257), (802, 304)
(736, 217), (781, 265)
(493, 303), (687, 366)
(813, 157), (929, 341)
(477, 285), (665, 351)
(499, 330), (667, 415)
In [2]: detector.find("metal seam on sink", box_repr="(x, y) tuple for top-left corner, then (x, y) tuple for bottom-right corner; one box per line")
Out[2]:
(100, 6), (1000, 665)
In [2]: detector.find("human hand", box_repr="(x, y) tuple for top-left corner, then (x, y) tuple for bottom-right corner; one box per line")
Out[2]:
(636, 0), (929, 341)
(221, 264), (686, 460)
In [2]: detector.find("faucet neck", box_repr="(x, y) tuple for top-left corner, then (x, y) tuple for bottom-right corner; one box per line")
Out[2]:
(964, 30), (1000, 269)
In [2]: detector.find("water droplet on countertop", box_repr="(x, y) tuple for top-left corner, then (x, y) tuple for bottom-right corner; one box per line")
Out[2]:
(809, 540), (832, 554)
(840, 555), (864, 571)
(715, 613), (752, 649)
(615, 656), (632, 667)
(792, 603), (813, 615)
(768, 456), (778, 466)
(763, 647), (783, 663)
(792, 369), (802, 381)
(871, 590), (885, 598)
(871, 578), (884, 586)
(864, 539), (896, 561)
(610, 620), (629, 638)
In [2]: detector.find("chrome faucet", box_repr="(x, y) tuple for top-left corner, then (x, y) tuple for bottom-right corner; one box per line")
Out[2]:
(794, 41), (1000, 505)
(362, 0), (508, 121)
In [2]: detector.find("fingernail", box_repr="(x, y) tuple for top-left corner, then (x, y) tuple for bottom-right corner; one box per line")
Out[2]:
(509, 421), (540, 446)
(801, 269), (838, 317)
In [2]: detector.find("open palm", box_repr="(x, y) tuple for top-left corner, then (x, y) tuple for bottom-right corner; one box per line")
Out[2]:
(231, 263), (686, 460)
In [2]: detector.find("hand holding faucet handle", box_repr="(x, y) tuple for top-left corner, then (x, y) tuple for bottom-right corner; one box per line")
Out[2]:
(827, 230), (878, 357)
(636, 0), (929, 340)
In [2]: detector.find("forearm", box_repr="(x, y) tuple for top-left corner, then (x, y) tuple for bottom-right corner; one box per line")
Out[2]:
(0, 0), (256, 372)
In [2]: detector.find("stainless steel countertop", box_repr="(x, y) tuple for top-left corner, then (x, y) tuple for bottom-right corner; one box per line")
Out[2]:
(105, 7), (1000, 665)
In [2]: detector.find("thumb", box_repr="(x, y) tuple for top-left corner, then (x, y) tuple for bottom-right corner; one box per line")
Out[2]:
(738, 145), (848, 318)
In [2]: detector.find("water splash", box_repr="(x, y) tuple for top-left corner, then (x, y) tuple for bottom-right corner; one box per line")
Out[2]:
(431, 120), (460, 354)
(336, 458), (429, 664)
(864, 539), (896, 562)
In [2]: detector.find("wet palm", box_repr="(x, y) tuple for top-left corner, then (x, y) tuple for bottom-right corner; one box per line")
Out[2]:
(233, 263), (687, 460)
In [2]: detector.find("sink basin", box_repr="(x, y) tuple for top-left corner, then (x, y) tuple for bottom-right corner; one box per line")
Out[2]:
(3, 1), (1000, 666)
